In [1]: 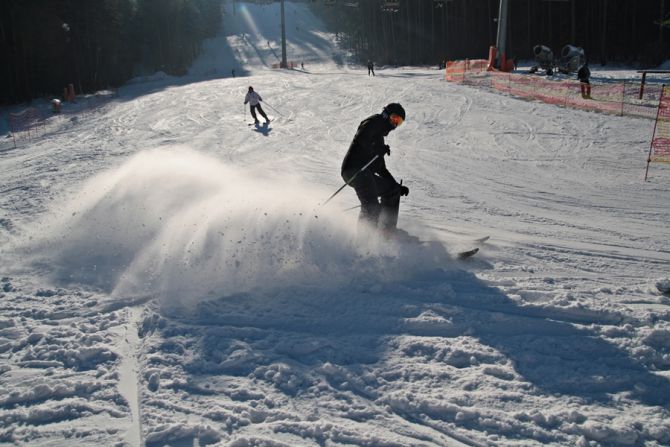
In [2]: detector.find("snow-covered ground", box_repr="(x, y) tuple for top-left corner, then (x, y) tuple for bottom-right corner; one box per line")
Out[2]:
(1, 2), (670, 446)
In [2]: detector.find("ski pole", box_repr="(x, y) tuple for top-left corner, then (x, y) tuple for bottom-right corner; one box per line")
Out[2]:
(262, 101), (283, 116)
(342, 179), (402, 212)
(322, 154), (379, 206)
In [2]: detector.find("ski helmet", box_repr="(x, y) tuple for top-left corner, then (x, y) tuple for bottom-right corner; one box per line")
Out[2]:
(383, 103), (405, 120)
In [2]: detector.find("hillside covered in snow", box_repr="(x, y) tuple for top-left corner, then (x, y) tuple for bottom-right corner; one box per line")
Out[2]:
(1, 2), (669, 446)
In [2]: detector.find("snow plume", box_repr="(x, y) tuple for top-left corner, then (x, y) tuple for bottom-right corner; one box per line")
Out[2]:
(18, 147), (449, 308)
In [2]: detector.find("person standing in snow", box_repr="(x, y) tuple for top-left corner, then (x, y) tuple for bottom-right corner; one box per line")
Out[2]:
(367, 60), (375, 76)
(244, 86), (270, 124)
(578, 62), (591, 99)
(341, 103), (408, 234)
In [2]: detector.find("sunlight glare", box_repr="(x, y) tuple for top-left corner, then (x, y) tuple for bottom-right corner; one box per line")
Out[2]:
(239, 4), (261, 39)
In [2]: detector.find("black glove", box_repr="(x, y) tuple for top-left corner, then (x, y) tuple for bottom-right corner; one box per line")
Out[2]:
(399, 185), (409, 196)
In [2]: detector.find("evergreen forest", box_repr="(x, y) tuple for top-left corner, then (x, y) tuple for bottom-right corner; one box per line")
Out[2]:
(2, 0), (669, 106)
(312, 0), (669, 68)
(1, 0), (221, 105)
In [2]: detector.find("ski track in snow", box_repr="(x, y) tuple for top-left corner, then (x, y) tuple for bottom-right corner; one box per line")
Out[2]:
(1, 2), (670, 446)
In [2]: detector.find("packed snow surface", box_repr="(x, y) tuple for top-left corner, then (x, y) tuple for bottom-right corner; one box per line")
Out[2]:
(1, 2), (669, 446)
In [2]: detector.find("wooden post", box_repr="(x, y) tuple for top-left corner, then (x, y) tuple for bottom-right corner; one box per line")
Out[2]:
(645, 84), (665, 181)
(9, 112), (17, 149)
(639, 71), (647, 100)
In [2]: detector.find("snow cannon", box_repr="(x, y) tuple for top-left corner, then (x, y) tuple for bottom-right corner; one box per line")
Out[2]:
(51, 98), (62, 114)
(557, 45), (586, 74)
(529, 45), (554, 75)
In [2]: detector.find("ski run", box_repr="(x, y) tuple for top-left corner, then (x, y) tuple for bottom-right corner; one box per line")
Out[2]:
(1, 2), (669, 446)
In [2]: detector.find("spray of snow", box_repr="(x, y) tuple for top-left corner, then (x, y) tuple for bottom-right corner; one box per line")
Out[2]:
(16, 147), (450, 308)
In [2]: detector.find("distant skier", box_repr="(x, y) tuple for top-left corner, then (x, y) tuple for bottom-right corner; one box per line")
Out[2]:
(244, 86), (270, 125)
(367, 60), (375, 76)
(578, 62), (591, 99)
(341, 103), (408, 235)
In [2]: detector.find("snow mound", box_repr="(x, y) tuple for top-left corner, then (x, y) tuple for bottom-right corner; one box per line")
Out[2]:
(16, 148), (451, 308)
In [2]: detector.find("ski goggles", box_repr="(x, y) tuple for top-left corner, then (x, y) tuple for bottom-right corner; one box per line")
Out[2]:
(389, 113), (404, 127)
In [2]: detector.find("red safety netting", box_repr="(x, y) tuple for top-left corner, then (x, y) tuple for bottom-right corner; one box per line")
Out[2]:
(622, 82), (663, 119)
(8, 108), (44, 147)
(271, 61), (298, 69)
(9, 108), (41, 133)
(445, 59), (488, 82)
(649, 85), (670, 163)
(5, 90), (119, 148)
(445, 60), (662, 120)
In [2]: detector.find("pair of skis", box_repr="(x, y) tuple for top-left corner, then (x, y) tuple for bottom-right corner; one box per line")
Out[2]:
(385, 229), (488, 260)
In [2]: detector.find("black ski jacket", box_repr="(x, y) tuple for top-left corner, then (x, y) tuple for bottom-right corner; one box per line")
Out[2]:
(577, 65), (590, 82)
(341, 114), (397, 183)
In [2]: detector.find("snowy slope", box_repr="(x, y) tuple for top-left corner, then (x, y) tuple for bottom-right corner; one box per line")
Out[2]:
(1, 2), (670, 446)
(189, 1), (347, 77)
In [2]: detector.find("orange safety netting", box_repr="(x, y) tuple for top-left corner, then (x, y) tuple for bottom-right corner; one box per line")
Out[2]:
(271, 61), (298, 69)
(444, 60), (662, 120)
(8, 108), (44, 148)
(445, 59), (488, 82)
(650, 85), (670, 163)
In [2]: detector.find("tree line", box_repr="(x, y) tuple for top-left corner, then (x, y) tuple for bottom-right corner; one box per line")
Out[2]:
(3, 1), (668, 106)
(1, 0), (221, 105)
(310, 0), (669, 68)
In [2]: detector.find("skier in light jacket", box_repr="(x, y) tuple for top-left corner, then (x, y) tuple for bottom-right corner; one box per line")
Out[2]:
(244, 86), (270, 124)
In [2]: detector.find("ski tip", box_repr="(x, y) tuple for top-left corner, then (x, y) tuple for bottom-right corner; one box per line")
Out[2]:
(457, 247), (479, 259)
(474, 236), (490, 243)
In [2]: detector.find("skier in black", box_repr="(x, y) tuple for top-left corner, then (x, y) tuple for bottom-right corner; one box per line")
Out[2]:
(341, 103), (408, 234)
(578, 61), (591, 99)
(367, 60), (375, 76)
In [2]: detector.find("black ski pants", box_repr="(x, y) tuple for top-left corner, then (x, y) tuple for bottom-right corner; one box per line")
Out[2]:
(349, 170), (400, 230)
(250, 104), (269, 122)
